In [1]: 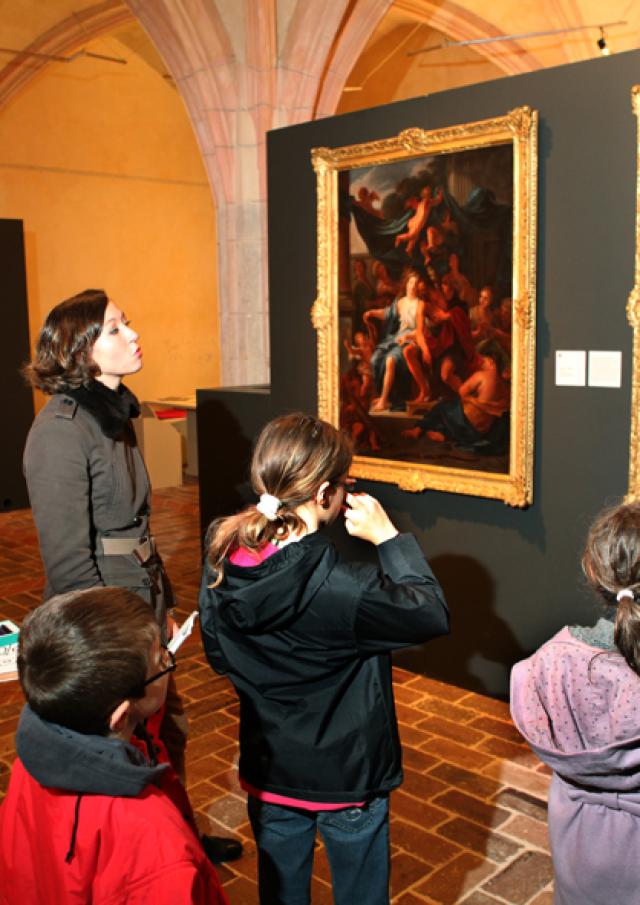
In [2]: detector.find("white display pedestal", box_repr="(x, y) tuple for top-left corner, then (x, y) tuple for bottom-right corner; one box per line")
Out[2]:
(137, 396), (199, 487)
(134, 410), (184, 489)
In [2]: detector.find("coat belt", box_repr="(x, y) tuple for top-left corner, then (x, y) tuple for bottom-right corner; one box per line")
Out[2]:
(100, 536), (155, 564)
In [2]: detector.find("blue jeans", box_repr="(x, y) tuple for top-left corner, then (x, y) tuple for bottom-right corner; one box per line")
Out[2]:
(247, 795), (390, 905)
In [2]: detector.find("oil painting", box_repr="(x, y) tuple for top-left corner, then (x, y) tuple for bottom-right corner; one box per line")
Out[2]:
(312, 108), (537, 505)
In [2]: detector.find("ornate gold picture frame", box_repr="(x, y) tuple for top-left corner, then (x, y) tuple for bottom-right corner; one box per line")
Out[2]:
(312, 107), (537, 506)
(627, 86), (640, 502)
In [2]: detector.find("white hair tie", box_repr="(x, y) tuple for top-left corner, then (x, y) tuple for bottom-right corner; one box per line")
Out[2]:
(617, 589), (635, 602)
(256, 493), (281, 521)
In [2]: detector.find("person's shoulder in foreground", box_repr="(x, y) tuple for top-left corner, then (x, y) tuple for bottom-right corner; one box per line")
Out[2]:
(0, 586), (228, 905)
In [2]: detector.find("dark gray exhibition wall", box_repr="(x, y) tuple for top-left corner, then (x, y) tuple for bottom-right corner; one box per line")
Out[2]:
(199, 50), (640, 698)
(197, 387), (273, 539)
(1, 219), (34, 511)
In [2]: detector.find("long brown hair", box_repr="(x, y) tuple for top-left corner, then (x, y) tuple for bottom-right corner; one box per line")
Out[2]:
(399, 268), (420, 296)
(582, 501), (640, 675)
(24, 289), (108, 393)
(206, 413), (353, 585)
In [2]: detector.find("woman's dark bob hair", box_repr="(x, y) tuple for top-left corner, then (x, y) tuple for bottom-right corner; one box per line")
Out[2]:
(24, 289), (109, 394)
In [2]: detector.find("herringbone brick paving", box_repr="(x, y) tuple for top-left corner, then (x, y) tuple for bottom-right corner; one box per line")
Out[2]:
(0, 484), (554, 904)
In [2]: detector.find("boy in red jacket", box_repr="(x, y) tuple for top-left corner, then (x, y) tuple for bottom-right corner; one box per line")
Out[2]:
(0, 587), (228, 905)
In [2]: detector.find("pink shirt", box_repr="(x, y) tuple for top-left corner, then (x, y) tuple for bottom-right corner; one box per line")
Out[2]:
(229, 543), (279, 567)
(229, 542), (365, 812)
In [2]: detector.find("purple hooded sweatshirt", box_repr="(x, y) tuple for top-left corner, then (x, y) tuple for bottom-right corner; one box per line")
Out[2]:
(511, 626), (640, 905)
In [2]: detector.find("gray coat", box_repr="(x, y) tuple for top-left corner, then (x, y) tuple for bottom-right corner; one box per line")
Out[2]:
(23, 393), (172, 626)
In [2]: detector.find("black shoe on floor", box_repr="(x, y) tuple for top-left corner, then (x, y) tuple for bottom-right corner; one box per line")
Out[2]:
(201, 834), (243, 864)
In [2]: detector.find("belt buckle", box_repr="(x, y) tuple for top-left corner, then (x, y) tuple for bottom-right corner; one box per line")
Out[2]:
(132, 538), (151, 565)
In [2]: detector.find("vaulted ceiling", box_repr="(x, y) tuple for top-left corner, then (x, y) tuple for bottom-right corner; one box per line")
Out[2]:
(3, 0), (638, 383)
(1, 0), (637, 113)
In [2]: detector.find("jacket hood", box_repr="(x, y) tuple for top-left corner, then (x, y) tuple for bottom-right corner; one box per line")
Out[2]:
(16, 704), (167, 797)
(215, 532), (337, 634)
(511, 627), (640, 791)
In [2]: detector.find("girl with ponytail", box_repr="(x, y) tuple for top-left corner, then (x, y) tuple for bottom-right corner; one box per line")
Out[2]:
(199, 412), (449, 905)
(511, 501), (640, 905)
(205, 413), (353, 586)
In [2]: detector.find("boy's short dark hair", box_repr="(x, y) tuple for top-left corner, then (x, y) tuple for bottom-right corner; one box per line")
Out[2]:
(18, 588), (157, 735)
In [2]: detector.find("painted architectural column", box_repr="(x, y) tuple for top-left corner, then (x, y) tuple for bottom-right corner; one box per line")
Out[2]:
(126, 0), (393, 384)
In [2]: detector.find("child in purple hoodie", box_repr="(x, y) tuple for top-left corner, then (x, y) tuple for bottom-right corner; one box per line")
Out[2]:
(511, 502), (640, 905)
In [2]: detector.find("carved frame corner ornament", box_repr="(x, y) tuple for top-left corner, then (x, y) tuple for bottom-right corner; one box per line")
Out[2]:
(312, 106), (538, 507)
(626, 87), (640, 502)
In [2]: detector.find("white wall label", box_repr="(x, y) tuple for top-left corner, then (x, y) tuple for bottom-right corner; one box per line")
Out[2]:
(588, 351), (622, 388)
(555, 350), (586, 386)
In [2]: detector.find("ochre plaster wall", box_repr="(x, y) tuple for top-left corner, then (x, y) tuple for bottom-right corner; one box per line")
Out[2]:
(0, 35), (219, 409)
(337, 21), (504, 115)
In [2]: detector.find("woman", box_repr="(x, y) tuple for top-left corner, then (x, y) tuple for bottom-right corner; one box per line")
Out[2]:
(23, 288), (241, 864)
(365, 270), (426, 412)
(23, 290), (163, 611)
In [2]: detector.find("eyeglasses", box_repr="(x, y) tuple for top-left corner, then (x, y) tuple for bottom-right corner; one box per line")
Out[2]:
(143, 645), (177, 687)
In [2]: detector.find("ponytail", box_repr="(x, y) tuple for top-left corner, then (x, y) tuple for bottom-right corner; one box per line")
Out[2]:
(206, 413), (352, 586)
(614, 591), (640, 676)
(583, 502), (640, 676)
(206, 506), (308, 587)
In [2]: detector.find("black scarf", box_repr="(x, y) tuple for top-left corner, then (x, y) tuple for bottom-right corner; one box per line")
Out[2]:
(63, 381), (140, 440)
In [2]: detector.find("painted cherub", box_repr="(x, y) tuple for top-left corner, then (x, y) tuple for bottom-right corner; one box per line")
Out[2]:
(343, 330), (375, 401)
(395, 185), (444, 255)
(340, 369), (381, 452)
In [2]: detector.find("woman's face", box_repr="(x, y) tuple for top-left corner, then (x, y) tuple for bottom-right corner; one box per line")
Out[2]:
(91, 301), (142, 389)
(406, 275), (419, 296)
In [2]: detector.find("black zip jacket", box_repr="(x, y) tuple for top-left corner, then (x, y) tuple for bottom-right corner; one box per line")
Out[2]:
(199, 531), (449, 803)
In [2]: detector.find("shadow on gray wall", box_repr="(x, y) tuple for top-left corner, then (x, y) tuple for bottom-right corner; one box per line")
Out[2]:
(394, 554), (527, 701)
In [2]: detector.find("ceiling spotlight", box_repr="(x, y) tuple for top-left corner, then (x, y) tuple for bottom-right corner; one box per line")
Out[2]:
(597, 28), (610, 56)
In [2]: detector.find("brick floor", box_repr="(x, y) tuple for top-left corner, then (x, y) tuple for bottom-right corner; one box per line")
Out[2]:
(0, 484), (554, 904)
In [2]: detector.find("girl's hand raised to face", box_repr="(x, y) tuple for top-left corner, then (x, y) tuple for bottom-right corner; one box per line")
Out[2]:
(343, 493), (398, 546)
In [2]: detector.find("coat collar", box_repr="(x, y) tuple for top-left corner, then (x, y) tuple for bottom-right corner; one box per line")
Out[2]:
(62, 380), (140, 439)
(16, 705), (167, 797)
